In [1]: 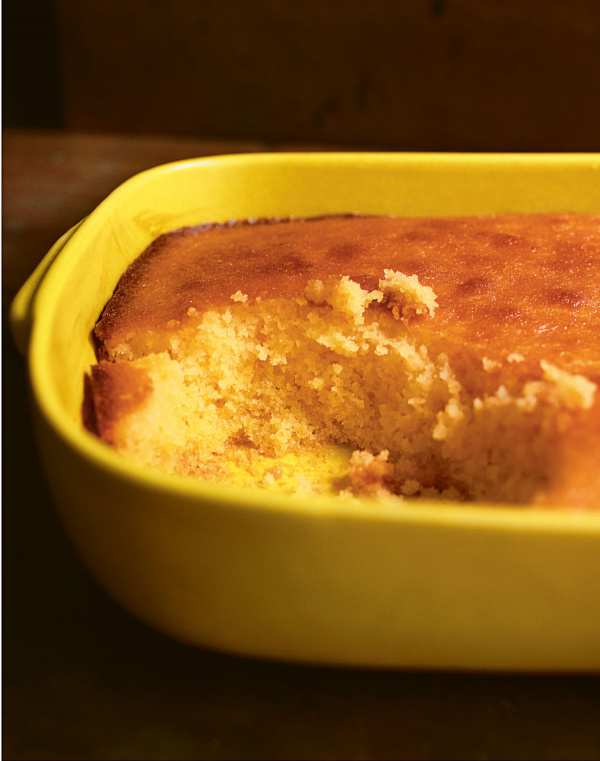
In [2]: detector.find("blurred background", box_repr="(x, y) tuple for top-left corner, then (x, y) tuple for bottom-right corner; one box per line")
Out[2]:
(4, 0), (600, 151)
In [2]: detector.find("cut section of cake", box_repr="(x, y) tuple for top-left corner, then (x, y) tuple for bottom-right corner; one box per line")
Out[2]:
(86, 214), (600, 508)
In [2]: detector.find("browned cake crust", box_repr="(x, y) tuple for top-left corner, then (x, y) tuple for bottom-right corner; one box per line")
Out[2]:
(88, 362), (153, 445)
(89, 213), (600, 508)
(95, 213), (600, 375)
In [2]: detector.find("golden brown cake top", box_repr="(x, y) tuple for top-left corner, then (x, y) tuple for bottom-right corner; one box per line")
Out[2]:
(94, 213), (600, 379)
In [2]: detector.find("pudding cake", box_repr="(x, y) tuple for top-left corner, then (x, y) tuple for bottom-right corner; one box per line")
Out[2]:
(86, 214), (600, 508)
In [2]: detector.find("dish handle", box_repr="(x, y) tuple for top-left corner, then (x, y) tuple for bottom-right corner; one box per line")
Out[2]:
(10, 220), (86, 356)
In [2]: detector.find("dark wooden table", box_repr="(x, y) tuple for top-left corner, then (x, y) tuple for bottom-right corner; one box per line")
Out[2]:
(3, 129), (600, 761)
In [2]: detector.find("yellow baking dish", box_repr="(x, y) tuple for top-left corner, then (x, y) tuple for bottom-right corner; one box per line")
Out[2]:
(11, 152), (600, 671)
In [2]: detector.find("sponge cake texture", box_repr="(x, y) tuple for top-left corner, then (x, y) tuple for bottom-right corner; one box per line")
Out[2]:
(87, 214), (600, 508)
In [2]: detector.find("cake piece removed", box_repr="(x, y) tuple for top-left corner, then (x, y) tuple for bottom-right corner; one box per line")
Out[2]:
(86, 214), (600, 508)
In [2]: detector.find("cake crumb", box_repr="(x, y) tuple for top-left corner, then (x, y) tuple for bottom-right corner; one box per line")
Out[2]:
(347, 450), (396, 496)
(400, 479), (422, 496)
(541, 361), (597, 410)
(379, 270), (438, 319)
(483, 357), (500, 372)
(305, 276), (381, 323)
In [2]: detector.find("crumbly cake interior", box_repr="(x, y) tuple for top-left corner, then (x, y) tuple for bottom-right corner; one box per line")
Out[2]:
(88, 214), (600, 508)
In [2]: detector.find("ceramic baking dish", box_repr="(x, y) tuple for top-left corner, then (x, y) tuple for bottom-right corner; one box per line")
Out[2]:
(11, 153), (600, 671)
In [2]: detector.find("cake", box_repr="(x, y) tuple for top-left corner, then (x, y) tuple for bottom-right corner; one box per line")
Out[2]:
(86, 213), (600, 508)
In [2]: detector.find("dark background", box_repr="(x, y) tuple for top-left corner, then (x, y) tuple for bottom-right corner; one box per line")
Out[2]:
(3, 2), (600, 759)
(4, 0), (600, 151)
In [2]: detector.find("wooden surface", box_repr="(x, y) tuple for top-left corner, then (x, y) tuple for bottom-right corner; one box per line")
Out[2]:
(3, 129), (600, 761)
